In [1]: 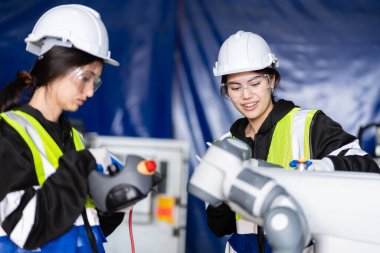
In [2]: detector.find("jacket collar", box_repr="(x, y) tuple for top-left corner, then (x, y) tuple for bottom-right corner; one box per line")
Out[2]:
(230, 99), (297, 138)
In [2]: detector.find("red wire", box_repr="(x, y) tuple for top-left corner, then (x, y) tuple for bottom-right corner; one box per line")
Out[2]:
(129, 208), (135, 253)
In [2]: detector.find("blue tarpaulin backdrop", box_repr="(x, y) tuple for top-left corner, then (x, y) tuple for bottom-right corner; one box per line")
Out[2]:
(1, 1), (379, 252)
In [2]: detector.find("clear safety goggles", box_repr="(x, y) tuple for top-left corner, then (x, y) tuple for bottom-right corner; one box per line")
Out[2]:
(222, 74), (270, 99)
(70, 67), (102, 92)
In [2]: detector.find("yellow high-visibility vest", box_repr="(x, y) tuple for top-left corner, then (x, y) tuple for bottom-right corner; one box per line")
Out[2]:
(235, 107), (318, 221)
(267, 108), (318, 168)
(0, 110), (95, 207)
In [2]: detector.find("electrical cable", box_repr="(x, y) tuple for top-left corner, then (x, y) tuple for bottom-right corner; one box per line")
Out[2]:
(129, 208), (135, 253)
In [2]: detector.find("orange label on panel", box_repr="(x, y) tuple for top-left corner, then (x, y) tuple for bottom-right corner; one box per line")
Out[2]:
(156, 196), (175, 224)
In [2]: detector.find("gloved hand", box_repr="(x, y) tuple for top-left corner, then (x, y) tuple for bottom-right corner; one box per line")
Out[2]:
(307, 158), (334, 172)
(88, 148), (123, 174)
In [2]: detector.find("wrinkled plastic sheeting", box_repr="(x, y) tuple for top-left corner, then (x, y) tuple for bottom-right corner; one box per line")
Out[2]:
(175, 0), (380, 161)
(1, 1), (380, 253)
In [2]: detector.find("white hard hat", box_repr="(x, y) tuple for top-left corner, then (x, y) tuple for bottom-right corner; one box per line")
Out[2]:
(25, 4), (119, 66)
(213, 31), (279, 76)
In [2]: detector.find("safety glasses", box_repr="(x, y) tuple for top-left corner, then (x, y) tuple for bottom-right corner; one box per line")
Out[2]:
(222, 74), (270, 99)
(70, 67), (102, 92)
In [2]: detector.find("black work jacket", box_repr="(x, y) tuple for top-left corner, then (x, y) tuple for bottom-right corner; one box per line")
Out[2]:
(0, 104), (123, 249)
(206, 99), (380, 237)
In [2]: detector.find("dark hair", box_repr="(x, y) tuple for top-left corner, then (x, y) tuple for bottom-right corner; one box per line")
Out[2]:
(220, 68), (281, 102)
(0, 46), (103, 112)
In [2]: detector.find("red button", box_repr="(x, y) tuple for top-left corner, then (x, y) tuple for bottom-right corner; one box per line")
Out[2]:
(144, 160), (157, 172)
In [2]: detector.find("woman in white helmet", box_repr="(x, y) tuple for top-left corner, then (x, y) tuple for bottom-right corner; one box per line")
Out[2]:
(206, 31), (380, 253)
(0, 4), (123, 253)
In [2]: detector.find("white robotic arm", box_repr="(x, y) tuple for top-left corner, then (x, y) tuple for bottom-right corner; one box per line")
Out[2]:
(188, 138), (310, 253)
(188, 138), (380, 253)
(224, 162), (310, 253)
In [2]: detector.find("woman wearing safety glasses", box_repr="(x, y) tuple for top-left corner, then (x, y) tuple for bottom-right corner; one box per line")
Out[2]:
(206, 31), (380, 253)
(0, 4), (124, 253)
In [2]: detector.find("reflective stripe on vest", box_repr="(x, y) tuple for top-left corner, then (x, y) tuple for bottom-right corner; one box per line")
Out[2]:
(267, 108), (317, 168)
(0, 110), (94, 208)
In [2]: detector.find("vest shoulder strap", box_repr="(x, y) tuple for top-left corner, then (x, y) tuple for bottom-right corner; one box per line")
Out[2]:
(1, 111), (47, 185)
(72, 128), (86, 150)
(0, 110), (86, 185)
(267, 108), (318, 168)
